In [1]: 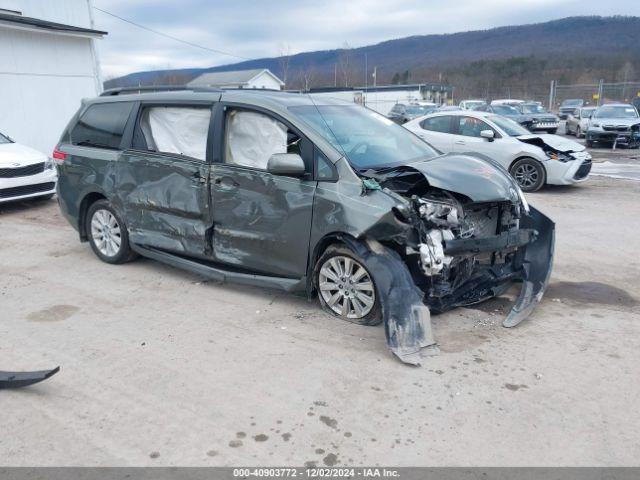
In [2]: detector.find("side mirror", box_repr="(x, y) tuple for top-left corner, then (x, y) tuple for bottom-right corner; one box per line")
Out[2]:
(267, 153), (306, 177)
(480, 129), (495, 141)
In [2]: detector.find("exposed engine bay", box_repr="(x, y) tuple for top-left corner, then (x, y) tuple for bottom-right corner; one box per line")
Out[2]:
(357, 161), (555, 364)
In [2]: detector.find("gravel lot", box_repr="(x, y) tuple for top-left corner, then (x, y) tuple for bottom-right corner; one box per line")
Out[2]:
(1, 155), (639, 466)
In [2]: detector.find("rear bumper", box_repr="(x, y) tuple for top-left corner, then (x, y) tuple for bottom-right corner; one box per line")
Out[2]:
(0, 169), (57, 203)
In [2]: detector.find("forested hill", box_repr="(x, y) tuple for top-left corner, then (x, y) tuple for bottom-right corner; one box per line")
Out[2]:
(106, 16), (640, 97)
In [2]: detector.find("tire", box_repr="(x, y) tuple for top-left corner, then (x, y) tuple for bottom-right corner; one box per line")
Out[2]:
(576, 127), (582, 138)
(314, 244), (382, 326)
(565, 125), (572, 136)
(547, 128), (558, 134)
(509, 157), (546, 192)
(86, 199), (136, 264)
(586, 139), (594, 148)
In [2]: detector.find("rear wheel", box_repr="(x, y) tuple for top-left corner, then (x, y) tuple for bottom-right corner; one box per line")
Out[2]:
(315, 244), (382, 326)
(86, 200), (136, 264)
(510, 158), (546, 192)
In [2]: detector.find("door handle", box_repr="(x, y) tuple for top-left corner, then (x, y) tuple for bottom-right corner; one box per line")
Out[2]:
(454, 140), (466, 145)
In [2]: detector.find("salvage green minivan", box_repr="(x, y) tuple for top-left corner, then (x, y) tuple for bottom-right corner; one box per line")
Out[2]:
(55, 88), (554, 363)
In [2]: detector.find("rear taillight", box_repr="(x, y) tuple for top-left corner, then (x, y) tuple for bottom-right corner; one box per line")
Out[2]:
(52, 148), (66, 162)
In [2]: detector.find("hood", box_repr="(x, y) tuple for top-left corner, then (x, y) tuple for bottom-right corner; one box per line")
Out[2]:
(590, 117), (640, 127)
(514, 114), (534, 123)
(517, 134), (585, 153)
(0, 142), (48, 167)
(408, 153), (521, 203)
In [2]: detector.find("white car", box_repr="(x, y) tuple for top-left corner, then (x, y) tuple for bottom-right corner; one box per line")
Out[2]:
(565, 106), (596, 137)
(459, 100), (487, 110)
(403, 111), (591, 192)
(0, 132), (57, 203)
(491, 99), (525, 106)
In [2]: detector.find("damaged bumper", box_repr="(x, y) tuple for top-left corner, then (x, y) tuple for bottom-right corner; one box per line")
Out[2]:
(502, 206), (555, 327)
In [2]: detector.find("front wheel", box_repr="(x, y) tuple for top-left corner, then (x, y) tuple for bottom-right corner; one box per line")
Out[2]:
(86, 199), (136, 264)
(510, 158), (546, 192)
(576, 127), (582, 138)
(315, 244), (382, 326)
(565, 124), (573, 135)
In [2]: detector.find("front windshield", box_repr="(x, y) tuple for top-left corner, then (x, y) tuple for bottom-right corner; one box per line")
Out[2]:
(520, 104), (547, 114)
(562, 99), (582, 107)
(488, 115), (531, 136)
(466, 101), (486, 109)
(0, 132), (11, 144)
(492, 105), (519, 115)
(594, 105), (639, 119)
(289, 105), (439, 170)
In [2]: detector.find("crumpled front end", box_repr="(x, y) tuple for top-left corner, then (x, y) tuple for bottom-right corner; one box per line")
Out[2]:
(404, 195), (554, 327)
(359, 158), (555, 364)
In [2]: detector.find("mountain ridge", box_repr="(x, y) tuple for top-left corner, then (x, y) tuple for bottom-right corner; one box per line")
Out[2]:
(105, 15), (640, 97)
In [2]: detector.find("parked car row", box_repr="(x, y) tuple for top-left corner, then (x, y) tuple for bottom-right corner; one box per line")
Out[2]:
(403, 110), (591, 192)
(389, 98), (562, 134)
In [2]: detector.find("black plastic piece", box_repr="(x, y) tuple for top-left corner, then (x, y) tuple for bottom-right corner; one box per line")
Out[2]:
(0, 367), (60, 389)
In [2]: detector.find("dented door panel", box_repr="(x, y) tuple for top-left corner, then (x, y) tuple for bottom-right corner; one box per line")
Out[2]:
(211, 164), (316, 277)
(116, 151), (211, 256)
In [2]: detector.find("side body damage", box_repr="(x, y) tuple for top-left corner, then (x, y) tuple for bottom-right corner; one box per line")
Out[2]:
(56, 92), (554, 365)
(0, 367), (60, 389)
(311, 154), (555, 363)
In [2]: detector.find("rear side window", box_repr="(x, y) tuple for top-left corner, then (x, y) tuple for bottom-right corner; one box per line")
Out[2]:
(133, 105), (212, 161)
(420, 116), (452, 133)
(70, 102), (133, 149)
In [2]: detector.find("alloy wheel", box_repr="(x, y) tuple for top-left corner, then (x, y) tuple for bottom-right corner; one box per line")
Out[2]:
(90, 209), (122, 257)
(318, 256), (375, 319)
(514, 163), (539, 188)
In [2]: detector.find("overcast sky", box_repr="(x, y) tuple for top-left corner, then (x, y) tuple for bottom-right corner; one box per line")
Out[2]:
(93, 0), (640, 79)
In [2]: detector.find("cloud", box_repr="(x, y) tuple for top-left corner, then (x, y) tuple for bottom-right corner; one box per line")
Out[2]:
(94, 0), (640, 79)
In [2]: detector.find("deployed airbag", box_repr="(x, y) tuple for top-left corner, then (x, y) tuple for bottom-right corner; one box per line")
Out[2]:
(143, 107), (211, 160)
(226, 110), (287, 169)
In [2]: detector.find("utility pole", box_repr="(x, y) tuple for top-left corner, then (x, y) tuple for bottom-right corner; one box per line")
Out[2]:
(334, 64), (337, 88)
(548, 80), (555, 111)
(364, 53), (368, 91)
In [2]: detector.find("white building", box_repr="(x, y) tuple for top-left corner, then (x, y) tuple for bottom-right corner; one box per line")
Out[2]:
(0, 1), (106, 155)
(187, 69), (285, 91)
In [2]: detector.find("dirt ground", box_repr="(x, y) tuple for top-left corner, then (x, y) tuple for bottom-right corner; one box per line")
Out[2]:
(1, 169), (639, 466)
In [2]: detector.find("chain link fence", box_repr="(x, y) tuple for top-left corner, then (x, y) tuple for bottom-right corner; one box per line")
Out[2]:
(551, 81), (640, 110)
